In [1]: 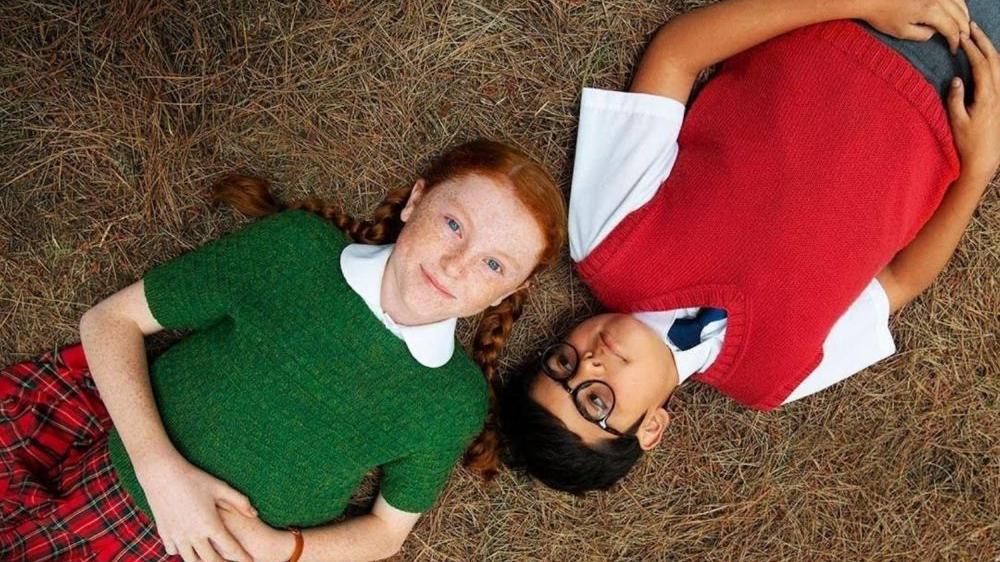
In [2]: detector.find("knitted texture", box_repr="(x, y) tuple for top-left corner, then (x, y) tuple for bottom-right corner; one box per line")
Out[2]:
(577, 21), (959, 410)
(106, 209), (487, 526)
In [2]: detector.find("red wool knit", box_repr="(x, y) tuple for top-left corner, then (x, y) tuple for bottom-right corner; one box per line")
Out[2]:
(576, 21), (960, 410)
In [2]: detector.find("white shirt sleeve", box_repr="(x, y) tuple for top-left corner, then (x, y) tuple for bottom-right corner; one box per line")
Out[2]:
(569, 88), (686, 261)
(782, 279), (897, 404)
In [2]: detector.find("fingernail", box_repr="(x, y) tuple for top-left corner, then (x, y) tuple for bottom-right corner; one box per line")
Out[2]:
(953, 77), (962, 87)
(972, 21), (979, 29)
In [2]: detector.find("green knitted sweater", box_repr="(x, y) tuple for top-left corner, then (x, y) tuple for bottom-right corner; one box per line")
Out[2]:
(106, 209), (488, 527)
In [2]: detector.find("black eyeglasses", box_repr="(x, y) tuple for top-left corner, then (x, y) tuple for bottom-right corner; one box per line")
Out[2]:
(540, 341), (675, 438)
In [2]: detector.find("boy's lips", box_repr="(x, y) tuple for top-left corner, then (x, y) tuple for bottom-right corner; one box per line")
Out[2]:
(600, 331), (626, 362)
(420, 265), (456, 299)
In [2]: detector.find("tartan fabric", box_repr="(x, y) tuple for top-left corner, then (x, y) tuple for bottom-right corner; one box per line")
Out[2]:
(0, 342), (174, 562)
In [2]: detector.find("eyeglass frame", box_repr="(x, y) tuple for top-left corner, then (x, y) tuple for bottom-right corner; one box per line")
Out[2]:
(539, 341), (677, 438)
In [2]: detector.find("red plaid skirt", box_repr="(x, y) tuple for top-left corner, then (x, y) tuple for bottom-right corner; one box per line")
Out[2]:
(0, 342), (175, 561)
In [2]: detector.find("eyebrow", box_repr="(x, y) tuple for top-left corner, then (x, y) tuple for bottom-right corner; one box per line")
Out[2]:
(543, 375), (595, 434)
(543, 374), (607, 437)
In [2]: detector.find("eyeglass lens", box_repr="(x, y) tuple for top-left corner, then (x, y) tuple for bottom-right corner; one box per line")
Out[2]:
(543, 343), (577, 380)
(543, 344), (617, 423)
(575, 381), (615, 421)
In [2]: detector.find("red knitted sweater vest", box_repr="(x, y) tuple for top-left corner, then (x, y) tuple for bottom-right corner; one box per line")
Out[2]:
(576, 22), (960, 410)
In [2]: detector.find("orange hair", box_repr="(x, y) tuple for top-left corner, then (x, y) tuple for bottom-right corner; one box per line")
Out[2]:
(212, 139), (566, 480)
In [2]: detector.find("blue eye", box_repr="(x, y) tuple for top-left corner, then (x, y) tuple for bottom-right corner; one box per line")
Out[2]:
(446, 218), (460, 233)
(486, 259), (502, 273)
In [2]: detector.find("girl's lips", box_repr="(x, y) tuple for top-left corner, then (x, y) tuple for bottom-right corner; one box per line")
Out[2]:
(420, 265), (456, 299)
(600, 331), (627, 362)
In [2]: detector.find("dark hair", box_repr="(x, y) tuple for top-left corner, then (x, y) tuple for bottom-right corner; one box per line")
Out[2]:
(211, 139), (567, 481)
(499, 363), (643, 494)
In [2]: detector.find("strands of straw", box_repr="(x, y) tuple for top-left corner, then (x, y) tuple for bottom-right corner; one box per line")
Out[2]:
(2, 2), (997, 560)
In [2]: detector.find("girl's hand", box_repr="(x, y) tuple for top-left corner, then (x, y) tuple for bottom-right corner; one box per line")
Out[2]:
(949, 22), (1000, 184)
(218, 505), (297, 562)
(863, 0), (971, 54)
(135, 453), (257, 562)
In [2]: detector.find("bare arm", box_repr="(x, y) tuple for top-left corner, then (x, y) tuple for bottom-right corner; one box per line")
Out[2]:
(79, 280), (255, 562)
(878, 23), (1000, 312)
(79, 281), (172, 477)
(219, 493), (421, 562)
(631, 0), (971, 103)
(877, 173), (991, 313)
(296, 496), (419, 562)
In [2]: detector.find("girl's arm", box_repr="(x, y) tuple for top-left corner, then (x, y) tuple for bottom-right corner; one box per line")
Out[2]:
(294, 497), (419, 562)
(878, 23), (1000, 313)
(219, 494), (421, 562)
(79, 281), (255, 562)
(631, 0), (971, 103)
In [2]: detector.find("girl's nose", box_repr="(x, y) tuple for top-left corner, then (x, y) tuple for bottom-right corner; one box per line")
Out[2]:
(440, 251), (467, 278)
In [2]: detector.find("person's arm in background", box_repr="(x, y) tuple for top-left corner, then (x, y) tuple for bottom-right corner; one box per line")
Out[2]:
(79, 281), (256, 562)
(878, 24), (1000, 312)
(631, 0), (971, 103)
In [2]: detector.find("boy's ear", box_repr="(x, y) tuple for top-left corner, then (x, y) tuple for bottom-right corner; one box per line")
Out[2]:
(400, 178), (428, 223)
(637, 408), (670, 451)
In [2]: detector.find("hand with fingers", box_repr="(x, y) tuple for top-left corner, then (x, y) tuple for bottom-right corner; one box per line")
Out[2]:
(864, 0), (972, 53)
(135, 453), (258, 562)
(949, 21), (1000, 184)
(217, 504), (300, 562)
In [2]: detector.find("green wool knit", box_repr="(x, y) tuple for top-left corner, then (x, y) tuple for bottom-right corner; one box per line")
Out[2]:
(106, 209), (488, 527)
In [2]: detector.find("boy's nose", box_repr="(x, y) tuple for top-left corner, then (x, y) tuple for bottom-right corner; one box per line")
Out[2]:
(576, 351), (606, 378)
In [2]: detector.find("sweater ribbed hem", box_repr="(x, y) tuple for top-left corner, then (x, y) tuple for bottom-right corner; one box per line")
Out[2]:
(809, 21), (958, 173)
(621, 285), (748, 398)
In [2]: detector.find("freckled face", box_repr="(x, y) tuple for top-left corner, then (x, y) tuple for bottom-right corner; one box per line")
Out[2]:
(530, 313), (676, 445)
(382, 173), (546, 325)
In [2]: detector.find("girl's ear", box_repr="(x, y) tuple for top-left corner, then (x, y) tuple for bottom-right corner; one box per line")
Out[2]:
(400, 178), (428, 223)
(490, 280), (531, 307)
(637, 408), (670, 451)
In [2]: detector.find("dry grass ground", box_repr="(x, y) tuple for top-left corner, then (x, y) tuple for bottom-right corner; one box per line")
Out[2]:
(1, 1), (998, 561)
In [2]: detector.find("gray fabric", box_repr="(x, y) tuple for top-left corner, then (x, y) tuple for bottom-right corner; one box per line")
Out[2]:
(862, 0), (1000, 101)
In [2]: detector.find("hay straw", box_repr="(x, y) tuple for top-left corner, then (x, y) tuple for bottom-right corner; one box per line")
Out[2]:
(2, 1), (997, 560)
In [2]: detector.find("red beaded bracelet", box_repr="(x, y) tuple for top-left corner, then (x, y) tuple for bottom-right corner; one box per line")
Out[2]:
(286, 527), (304, 562)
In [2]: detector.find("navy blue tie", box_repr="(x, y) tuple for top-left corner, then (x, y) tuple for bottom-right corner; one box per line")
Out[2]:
(667, 308), (727, 350)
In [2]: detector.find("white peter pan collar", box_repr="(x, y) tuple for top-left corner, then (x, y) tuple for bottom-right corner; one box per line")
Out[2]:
(340, 243), (457, 368)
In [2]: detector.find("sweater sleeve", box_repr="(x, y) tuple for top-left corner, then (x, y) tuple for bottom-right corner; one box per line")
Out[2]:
(378, 444), (466, 514)
(378, 375), (487, 513)
(143, 210), (312, 331)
